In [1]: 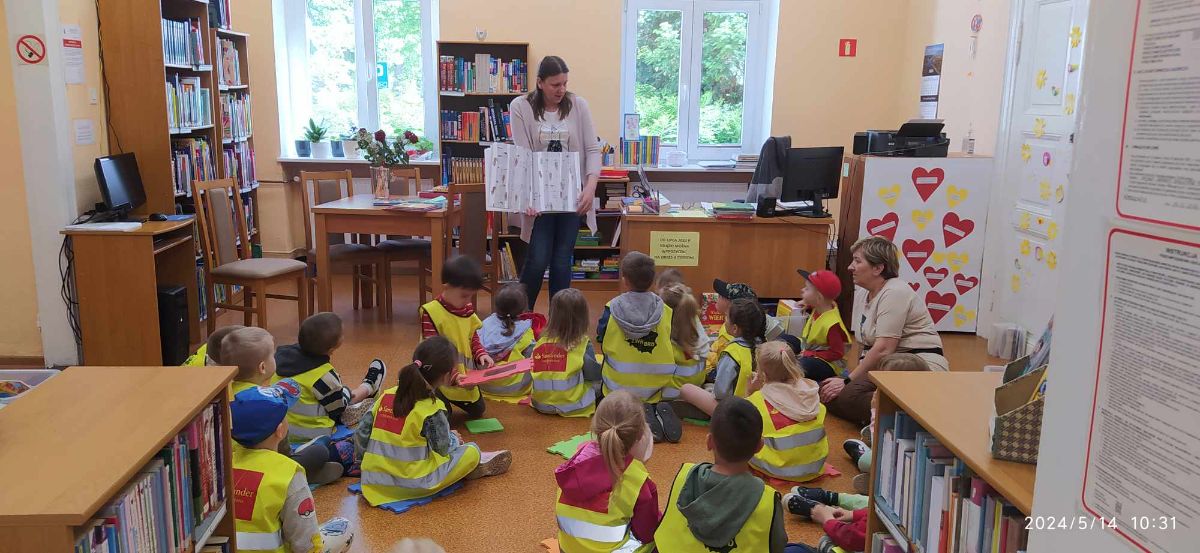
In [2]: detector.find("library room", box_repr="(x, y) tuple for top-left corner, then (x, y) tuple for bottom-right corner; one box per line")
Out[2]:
(0, 0), (1196, 552)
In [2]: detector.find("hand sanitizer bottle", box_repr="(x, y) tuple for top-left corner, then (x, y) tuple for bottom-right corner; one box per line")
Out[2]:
(963, 123), (976, 155)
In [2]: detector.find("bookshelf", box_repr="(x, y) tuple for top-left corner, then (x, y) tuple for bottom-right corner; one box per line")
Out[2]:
(0, 366), (237, 552)
(867, 372), (1037, 553)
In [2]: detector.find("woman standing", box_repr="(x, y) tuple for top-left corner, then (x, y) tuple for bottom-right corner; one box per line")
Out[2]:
(821, 236), (949, 425)
(510, 56), (601, 308)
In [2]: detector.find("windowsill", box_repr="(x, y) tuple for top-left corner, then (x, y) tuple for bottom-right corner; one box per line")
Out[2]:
(613, 164), (755, 173)
(277, 156), (441, 165)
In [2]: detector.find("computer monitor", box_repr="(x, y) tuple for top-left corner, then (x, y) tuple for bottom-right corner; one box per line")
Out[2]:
(781, 146), (844, 217)
(94, 153), (147, 219)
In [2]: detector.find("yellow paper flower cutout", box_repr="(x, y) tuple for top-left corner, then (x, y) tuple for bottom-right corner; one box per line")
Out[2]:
(1019, 212), (1032, 230)
(1069, 63), (1079, 73)
(1064, 93), (1076, 115)
(1070, 26), (1082, 48)
(1020, 239), (1031, 256)
(1035, 69), (1047, 90)
(1011, 274), (1021, 292)
(1033, 118), (1047, 138)
(1039, 180), (1052, 201)
(1047, 251), (1058, 270)
(1047, 221), (1059, 240)
(1021, 143), (1032, 162)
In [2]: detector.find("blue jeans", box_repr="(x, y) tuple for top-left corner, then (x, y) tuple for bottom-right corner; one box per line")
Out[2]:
(520, 212), (579, 309)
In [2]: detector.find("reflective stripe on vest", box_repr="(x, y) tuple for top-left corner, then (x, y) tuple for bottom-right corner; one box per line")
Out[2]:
(183, 343), (208, 367)
(601, 301), (675, 402)
(671, 343), (706, 389)
(271, 364), (336, 444)
(654, 463), (776, 551)
(747, 391), (829, 482)
(232, 444), (301, 553)
(479, 328), (535, 400)
(421, 300), (483, 403)
(360, 389), (480, 505)
(530, 338), (595, 418)
(555, 458), (650, 552)
(724, 341), (755, 398)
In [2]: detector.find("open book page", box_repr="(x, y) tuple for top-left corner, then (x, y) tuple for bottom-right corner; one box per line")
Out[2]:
(484, 143), (581, 213)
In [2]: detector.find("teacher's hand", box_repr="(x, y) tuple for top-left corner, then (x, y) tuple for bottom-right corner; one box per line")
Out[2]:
(819, 377), (846, 403)
(576, 181), (597, 214)
(524, 206), (539, 217)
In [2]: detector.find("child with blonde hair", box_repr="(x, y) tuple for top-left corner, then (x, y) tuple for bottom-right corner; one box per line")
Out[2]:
(553, 390), (660, 552)
(745, 340), (829, 483)
(531, 288), (600, 417)
(658, 284), (711, 398)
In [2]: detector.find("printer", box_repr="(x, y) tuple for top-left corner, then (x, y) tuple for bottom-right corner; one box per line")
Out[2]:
(853, 119), (949, 157)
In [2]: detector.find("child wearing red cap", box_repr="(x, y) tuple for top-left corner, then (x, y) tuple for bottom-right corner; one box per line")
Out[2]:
(796, 269), (852, 382)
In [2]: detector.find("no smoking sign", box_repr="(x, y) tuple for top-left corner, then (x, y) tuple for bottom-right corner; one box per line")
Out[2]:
(16, 34), (46, 65)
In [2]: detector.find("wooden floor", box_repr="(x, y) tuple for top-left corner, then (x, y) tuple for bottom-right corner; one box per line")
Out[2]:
(216, 274), (1003, 552)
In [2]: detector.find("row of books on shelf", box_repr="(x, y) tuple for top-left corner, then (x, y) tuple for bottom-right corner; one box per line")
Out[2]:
(166, 76), (213, 130)
(216, 39), (243, 87)
(221, 141), (257, 190)
(440, 101), (512, 142)
(439, 55), (526, 93)
(220, 91), (252, 140)
(161, 18), (206, 67)
(498, 242), (519, 282)
(172, 137), (217, 197)
(209, 0), (233, 31)
(72, 402), (227, 553)
(197, 265), (247, 321)
(571, 255), (620, 279)
(876, 411), (1029, 553)
(621, 136), (661, 166)
(443, 154), (484, 184)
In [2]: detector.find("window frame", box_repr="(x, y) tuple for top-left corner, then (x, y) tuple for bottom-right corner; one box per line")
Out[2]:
(620, 0), (769, 162)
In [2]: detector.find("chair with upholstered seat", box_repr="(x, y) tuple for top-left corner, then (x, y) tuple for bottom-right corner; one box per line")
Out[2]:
(299, 170), (392, 316)
(193, 178), (308, 332)
(375, 166), (433, 309)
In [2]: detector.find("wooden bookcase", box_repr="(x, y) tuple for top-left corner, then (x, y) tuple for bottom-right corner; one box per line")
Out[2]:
(0, 366), (237, 552)
(866, 372), (1037, 552)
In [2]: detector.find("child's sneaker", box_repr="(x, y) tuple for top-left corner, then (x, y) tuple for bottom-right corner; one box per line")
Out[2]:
(363, 359), (387, 397)
(310, 462), (345, 486)
(860, 425), (872, 446)
(788, 485), (838, 506)
(340, 399), (373, 429)
(853, 473), (870, 495)
(781, 492), (819, 518)
(318, 517), (354, 553)
(843, 439), (868, 465)
(467, 450), (512, 479)
(655, 402), (683, 443)
(644, 403), (666, 443)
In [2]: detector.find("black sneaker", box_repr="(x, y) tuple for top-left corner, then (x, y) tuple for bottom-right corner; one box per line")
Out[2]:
(788, 485), (838, 506)
(644, 403), (666, 443)
(782, 493), (819, 518)
(655, 402), (683, 443)
(363, 359), (387, 397)
(843, 439), (868, 465)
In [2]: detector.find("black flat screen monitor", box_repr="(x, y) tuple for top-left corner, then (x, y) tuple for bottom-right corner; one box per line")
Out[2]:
(781, 146), (843, 217)
(94, 153), (147, 216)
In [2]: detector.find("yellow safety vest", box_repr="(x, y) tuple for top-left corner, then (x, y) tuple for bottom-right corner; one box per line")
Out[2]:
(530, 338), (596, 418)
(360, 390), (480, 504)
(271, 364), (335, 444)
(232, 444), (313, 553)
(801, 307), (852, 377)
(601, 302), (675, 402)
(722, 340), (755, 398)
(555, 457), (654, 553)
(654, 463), (777, 552)
(671, 341), (706, 390)
(705, 325), (734, 372)
(478, 327), (535, 403)
(421, 300), (483, 403)
(182, 343), (208, 367)
(747, 391), (829, 482)
(231, 380), (257, 395)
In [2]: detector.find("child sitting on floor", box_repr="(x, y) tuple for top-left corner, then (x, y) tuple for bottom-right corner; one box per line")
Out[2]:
(679, 298), (767, 416)
(356, 336), (511, 505)
(475, 283), (539, 402)
(782, 486), (872, 553)
(531, 288), (601, 417)
(273, 312), (386, 444)
(554, 390), (660, 552)
(658, 283), (709, 398)
(746, 340), (829, 483)
(841, 353), (929, 493)
(182, 324), (243, 366)
(420, 255), (492, 419)
(706, 280), (787, 372)
(654, 396), (787, 552)
(795, 269), (851, 381)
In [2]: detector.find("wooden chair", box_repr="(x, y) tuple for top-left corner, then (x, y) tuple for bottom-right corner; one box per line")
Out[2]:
(299, 170), (392, 317)
(194, 178), (308, 332)
(376, 167), (433, 308)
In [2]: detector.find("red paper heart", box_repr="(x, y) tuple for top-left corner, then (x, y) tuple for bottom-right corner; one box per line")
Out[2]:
(942, 212), (975, 248)
(866, 212), (900, 242)
(911, 167), (945, 202)
(925, 291), (957, 324)
(909, 282), (920, 292)
(953, 273), (979, 295)
(923, 266), (949, 288)
(901, 239), (936, 272)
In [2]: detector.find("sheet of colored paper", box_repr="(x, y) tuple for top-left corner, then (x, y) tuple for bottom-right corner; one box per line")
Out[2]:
(547, 432), (592, 459)
(465, 418), (504, 434)
(457, 358), (533, 387)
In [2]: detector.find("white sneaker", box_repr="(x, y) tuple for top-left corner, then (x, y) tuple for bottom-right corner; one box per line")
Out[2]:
(319, 517), (354, 553)
(467, 450), (512, 479)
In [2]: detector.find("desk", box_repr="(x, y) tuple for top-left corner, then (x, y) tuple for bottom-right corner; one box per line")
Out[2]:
(621, 214), (833, 298)
(312, 195), (455, 312)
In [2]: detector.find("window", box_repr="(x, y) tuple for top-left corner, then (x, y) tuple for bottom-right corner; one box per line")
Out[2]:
(621, 0), (771, 161)
(280, 0), (438, 149)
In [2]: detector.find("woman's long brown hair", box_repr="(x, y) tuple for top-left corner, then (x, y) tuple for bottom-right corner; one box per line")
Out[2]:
(526, 55), (573, 121)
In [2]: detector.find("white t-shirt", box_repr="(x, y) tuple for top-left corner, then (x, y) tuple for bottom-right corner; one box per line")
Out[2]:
(537, 110), (570, 151)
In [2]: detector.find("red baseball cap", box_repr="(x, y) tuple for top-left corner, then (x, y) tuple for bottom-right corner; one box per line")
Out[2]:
(797, 269), (842, 299)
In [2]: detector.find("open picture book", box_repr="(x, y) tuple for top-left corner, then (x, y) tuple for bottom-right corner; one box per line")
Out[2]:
(485, 143), (581, 213)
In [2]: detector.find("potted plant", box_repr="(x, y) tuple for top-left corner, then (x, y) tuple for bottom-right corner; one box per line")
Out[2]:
(356, 128), (421, 199)
(305, 118), (331, 158)
(341, 125), (361, 159)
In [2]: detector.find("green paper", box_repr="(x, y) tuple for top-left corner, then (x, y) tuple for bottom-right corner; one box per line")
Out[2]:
(465, 418), (504, 434)
(547, 433), (593, 459)
(683, 417), (710, 426)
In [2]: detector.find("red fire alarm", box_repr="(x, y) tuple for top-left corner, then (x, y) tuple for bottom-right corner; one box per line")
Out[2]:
(839, 38), (857, 57)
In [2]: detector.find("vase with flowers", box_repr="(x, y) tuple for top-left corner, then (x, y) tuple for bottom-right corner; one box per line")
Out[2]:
(357, 128), (421, 199)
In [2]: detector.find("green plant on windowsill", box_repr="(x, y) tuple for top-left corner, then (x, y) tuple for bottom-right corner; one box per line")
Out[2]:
(303, 118), (328, 142)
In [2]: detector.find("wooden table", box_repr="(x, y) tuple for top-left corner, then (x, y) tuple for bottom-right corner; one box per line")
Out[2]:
(312, 195), (455, 312)
(621, 213), (833, 298)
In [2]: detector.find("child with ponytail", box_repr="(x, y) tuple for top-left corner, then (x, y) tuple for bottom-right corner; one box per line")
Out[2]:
(658, 283), (710, 397)
(553, 390), (660, 552)
(356, 337), (512, 505)
(475, 284), (542, 402)
(678, 297), (767, 416)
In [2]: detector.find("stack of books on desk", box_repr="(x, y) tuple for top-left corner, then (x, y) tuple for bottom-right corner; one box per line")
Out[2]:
(733, 154), (758, 170)
(709, 202), (755, 220)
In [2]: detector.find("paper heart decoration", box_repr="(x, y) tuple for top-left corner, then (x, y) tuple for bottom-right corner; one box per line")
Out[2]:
(1047, 251), (1058, 270)
(952, 305), (977, 328)
(946, 252), (970, 272)
(1047, 221), (1059, 240)
(1011, 274), (1021, 292)
(877, 184), (901, 208)
(911, 168), (945, 202)
(923, 266), (949, 288)
(946, 185), (968, 208)
(866, 212), (900, 241)
(925, 291), (957, 324)
(1039, 181), (1052, 201)
(909, 282), (920, 292)
(902, 239), (936, 272)
(911, 209), (934, 231)
(1064, 93), (1076, 115)
(942, 213), (975, 248)
(1020, 239), (1031, 256)
(953, 273), (979, 295)
(1021, 143), (1032, 162)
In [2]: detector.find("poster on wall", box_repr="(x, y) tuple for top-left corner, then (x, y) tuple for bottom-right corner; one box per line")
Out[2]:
(1115, 0), (1200, 231)
(1082, 228), (1198, 553)
(918, 43), (944, 118)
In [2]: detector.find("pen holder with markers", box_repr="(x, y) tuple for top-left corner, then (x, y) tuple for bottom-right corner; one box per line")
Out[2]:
(989, 358), (1047, 465)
